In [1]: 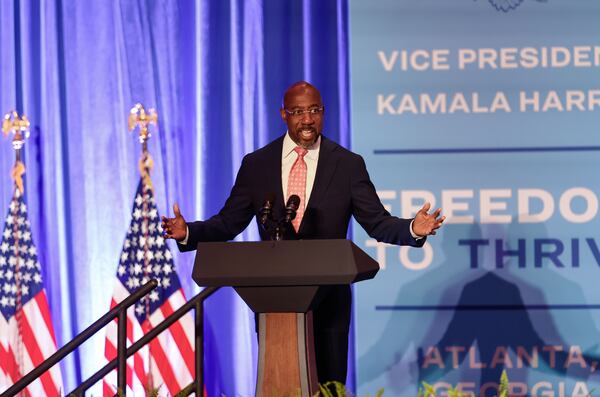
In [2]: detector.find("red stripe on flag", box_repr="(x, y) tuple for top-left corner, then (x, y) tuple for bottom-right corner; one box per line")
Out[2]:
(34, 293), (58, 344)
(0, 344), (22, 390)
(160, 298), (194, 375)
(149, 337), (180, 396)
(18, 306), (60, 396)
(102, 338), (122, 397)
(126, 354), (133, 390)
(104, 337), (116, 361)
(133, 350), (148, 389)
(126, 314), (134, 343)
(126, 314), (149, 387)
(103, 381), (115, 397)
(104, 337), (147, 392)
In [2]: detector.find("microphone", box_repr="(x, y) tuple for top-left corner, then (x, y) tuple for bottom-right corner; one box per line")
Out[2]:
(259, 192), (276, 226)
(284, 194), (300, 224)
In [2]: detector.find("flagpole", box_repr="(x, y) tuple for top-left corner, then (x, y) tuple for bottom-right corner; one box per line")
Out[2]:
(2, 110), (31, 393)
(128, 103), (158, 394)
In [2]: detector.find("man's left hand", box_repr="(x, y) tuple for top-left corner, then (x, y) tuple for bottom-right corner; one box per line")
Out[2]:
(413, 202), (445, 237)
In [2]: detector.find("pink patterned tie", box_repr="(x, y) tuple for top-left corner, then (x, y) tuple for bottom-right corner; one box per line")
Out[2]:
(287, 146), (308, 232)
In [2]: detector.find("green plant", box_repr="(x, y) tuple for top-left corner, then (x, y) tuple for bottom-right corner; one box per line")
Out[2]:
(417, 382), (472, 397)
(417, 381), (439, 397)
(497, 370), (508, 397)
(115, 383), (193, 397)
(310, 381), (383, 397)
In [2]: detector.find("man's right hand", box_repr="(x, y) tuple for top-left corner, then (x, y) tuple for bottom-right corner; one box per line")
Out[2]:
(161, 203), (187, 241)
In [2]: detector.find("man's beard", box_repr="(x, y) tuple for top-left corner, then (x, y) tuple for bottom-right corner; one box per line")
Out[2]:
(296, 127), (319, 147)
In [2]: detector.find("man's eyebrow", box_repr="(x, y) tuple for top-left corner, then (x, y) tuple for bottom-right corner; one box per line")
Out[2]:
(289, 104), (321, 108)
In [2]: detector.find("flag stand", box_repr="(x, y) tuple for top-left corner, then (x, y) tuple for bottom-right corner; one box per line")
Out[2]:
(128, 103), (158, 394)
(101, 103), (199, 396)
(1, 110), (63, 395)
(2, 111), (31, 384)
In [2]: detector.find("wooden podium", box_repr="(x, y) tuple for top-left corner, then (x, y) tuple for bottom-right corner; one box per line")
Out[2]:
(192, 239), (379, 397)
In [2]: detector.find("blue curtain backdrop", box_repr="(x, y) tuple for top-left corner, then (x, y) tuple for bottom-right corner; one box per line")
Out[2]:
(0, 0), (350, 395)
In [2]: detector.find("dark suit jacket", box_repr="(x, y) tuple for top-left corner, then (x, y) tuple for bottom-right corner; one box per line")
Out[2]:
(180, 134), (424, 333)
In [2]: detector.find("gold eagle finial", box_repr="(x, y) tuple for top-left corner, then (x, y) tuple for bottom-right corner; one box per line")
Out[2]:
(2, 110), (30, 193)
(128, 104), (158, 186)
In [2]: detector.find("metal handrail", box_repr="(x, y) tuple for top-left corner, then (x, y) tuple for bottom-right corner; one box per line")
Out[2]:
(1, 280), (158, 397)
(68, 286), (219, 397)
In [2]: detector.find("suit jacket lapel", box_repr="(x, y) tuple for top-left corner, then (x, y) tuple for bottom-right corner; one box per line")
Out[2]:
(301, 136), (339, 231)
(269, 136), (286, 210)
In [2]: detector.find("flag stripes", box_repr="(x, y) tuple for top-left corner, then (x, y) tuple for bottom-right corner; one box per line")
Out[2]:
(0, 189), (63, 396)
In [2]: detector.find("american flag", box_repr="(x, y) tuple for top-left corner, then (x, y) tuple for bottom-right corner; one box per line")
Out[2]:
(0, 188), (63, 396)
(103, 180), (195, 396)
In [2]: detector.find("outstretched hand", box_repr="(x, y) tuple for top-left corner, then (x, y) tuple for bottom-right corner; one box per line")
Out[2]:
(161, 203), (187, 241)
(412, 202), (445, 237)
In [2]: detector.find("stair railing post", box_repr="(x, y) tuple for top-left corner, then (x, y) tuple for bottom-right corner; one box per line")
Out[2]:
(117, 309), (128, 395)
(195, 298), (204, 397)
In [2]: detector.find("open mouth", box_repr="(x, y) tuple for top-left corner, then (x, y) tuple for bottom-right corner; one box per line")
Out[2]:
(299, 128), (315, 139)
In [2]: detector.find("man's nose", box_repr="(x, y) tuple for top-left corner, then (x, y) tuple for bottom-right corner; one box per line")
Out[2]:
(301, 112), (315, 123)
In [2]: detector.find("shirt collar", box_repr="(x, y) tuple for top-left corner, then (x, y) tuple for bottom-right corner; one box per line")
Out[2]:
(283, 132), (321, 160)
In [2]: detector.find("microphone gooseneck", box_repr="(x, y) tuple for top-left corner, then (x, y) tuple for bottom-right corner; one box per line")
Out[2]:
(259, 192), (276, 226)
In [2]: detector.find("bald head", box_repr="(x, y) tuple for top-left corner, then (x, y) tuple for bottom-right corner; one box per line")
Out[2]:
(282, 81), (322, 109)
(280, 81), (324, 148)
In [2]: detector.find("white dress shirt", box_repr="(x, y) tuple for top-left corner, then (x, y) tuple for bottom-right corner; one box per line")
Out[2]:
(282, 132), (320, 206)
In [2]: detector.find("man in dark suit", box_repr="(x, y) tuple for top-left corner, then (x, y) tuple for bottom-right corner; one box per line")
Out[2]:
(161, 81), (444, 385)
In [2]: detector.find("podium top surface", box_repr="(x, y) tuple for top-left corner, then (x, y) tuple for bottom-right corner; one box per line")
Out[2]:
(192, 239), (379, 287)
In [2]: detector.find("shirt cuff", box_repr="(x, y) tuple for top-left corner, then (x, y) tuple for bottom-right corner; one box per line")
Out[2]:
(410, 220), (423, 240)
(179, 225), (190, 245)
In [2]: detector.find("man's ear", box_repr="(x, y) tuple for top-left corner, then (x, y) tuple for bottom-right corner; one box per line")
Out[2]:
(280, 108), (287, 121)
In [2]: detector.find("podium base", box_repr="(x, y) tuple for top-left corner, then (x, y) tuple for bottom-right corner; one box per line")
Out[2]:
(256, 312), (318, 397)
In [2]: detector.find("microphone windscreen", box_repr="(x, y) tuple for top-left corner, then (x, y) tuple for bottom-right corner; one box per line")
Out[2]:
(287, 194), (300, 210)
